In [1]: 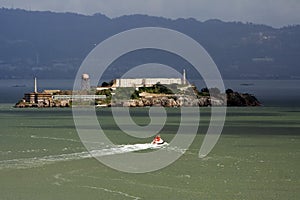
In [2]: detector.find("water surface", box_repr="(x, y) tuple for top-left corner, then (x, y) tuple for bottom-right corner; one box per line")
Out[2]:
(0, 105), (299, 199)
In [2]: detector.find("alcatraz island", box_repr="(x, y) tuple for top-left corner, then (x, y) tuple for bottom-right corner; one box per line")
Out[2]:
(15, 70), (260, 108)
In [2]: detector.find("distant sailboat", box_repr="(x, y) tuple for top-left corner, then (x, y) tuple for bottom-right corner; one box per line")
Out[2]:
(12, 84), (26, 87)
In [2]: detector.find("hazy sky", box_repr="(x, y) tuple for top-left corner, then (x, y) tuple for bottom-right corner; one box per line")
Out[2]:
(1, 0), (299, 27)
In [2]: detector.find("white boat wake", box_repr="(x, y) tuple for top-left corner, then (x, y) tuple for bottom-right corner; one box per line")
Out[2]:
(89, 143), (168, 157)
(0, 143), (177, 170)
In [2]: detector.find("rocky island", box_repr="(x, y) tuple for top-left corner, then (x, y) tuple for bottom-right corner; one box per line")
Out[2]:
(95, 82), (260, 107)
(15, 75), (260, 108)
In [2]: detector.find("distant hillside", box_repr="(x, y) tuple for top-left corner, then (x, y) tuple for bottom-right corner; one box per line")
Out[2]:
(0, 8), (299, 79)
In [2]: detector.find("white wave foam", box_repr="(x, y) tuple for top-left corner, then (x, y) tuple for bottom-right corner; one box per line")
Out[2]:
(30, 135), (80, 143)
(0, 143), (175, 170)
(30, 135), (105, 145)
(89, 143), (168, 157)
(0, 150), (12, 155)
(0, 151), (91, 170)
(79, 185), (141, 200)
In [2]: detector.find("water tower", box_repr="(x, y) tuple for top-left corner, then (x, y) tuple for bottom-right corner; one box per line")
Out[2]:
(81, 73), (90, 91)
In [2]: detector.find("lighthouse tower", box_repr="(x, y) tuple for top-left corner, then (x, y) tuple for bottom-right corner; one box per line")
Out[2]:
(34, 77), (38, 93)
(182, 69), (187, 85)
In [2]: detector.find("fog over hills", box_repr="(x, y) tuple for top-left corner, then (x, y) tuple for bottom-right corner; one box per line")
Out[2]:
(0, 8), (299, 80)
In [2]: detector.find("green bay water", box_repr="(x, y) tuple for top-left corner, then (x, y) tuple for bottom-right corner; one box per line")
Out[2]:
(0, 104), (299, 200)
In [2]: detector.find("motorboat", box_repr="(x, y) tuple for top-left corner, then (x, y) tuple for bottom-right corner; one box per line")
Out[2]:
(151, 135), (165, 145)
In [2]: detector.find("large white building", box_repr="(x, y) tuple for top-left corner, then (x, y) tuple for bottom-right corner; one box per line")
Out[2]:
(114, 78), (182, 88)
(113, 69), (187, 88)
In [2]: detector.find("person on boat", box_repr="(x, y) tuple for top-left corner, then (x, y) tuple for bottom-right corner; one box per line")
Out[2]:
(155, 135), (161, 142)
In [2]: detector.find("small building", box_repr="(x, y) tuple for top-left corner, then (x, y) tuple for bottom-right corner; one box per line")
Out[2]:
(43, 90), (61, 94)
(24, 92), (52, 104)
(53, 95), (106, 101)
(22, 77), (52, 104)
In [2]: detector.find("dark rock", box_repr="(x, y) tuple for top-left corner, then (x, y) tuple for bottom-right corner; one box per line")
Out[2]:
(226, 91), (261, 106)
